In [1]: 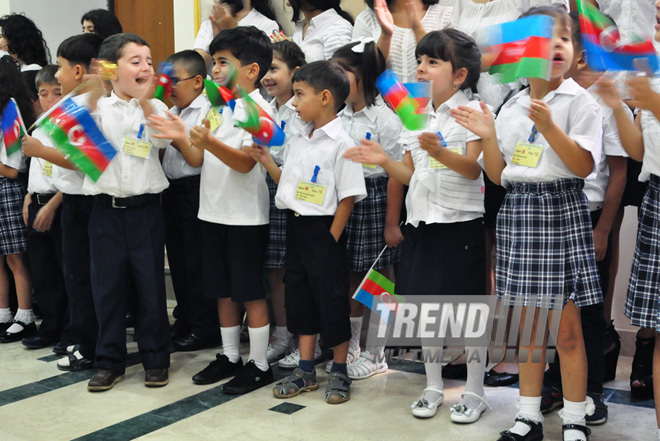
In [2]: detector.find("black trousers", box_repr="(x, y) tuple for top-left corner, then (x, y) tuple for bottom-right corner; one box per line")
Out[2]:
(27, 198), (69, 341)
(544, 209), (609, 394)
(89, 197), (170, 374)
(162, 176), (217, 334)
(61, 195), (97, 359)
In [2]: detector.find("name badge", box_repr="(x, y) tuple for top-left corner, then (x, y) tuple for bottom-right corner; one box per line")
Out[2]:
(429, 146), (462, 169)
(206, 108), (222, 132)
(362, 163), (378, 169)
(122, 137), (152, 159)
(295, 180), (326, 205)
(512, 142), (544, 168)
(42, 161), (53, 177)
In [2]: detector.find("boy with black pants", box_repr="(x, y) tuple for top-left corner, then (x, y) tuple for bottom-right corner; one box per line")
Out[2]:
(254, 61), (366, 404)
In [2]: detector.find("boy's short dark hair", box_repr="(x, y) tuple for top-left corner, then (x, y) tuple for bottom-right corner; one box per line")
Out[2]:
(209, 26), (272, 85)
(35, 64), (59, 89)
(292, 61), (349, 112)
(166, 49), (207, 80)
(57, 33), (104, 70)
(98, 32), (149, 64)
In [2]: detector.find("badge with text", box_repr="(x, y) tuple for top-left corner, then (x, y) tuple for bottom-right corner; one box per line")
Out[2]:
(122, 137), (152, 159)
(42, 161), (53, 177)
(511, 142), (544, 168)
(206, 107), (222, 132)
(295, 180), (326, 205)
(430, 146), (462, 169)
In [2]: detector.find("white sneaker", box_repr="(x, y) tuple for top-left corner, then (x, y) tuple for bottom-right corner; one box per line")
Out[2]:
(279, 348), (301, 369)
(267, 337), (295, 363)
(325, 346), (361, 373)
(347, 351), (388, 380)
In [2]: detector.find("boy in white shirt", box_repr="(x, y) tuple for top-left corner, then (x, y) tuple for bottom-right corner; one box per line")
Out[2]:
(254, 61), (367, 404)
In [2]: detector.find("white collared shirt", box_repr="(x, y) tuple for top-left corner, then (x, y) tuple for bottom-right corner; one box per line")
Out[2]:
(269, 97), (303, 166)
(198, 89), (270, 226)
(401, 90), (484, 226)
(163, 94), (210, 180)
(292, 9), (353, 62)
(583, 87), (630, 206)
(595, 0), (660, 52)
(339, 96), (403, 178)
(194, 10), (280, 52)
(275, 117), (367, 215)
(0, 135), (27, 173)
(494, 78), (603, 186)
(82, 93), (171, 197)
(352, 5), (452, 84)
(27, 128), (58, 194)
(639, 78), (660, 182)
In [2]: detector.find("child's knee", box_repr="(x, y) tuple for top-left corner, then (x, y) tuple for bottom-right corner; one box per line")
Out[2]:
(556, 324), (583, 353)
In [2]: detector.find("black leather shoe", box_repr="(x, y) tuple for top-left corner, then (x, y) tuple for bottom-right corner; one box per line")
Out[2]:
(442, 362), (467, 379)
(22, 335), (57, 349)
(173, 331), (221, 352)
(193, 354), (243, 385)
(485, 368), (520, 387)
(497, 417), (543, 441)
(0, 321), (11, 334)
(53, 341), (73, 355)
(0, 321), (37, 343)
(145, 368), (169, 387)
(88, 368), (124, 391)
(562, 423), (590, 440)
(170, 321), (189, 340)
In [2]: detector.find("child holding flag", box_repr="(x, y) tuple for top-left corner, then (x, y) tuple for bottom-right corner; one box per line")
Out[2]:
(345, 28), (488, 423)
(0, 55), (34, 343)
(452, 6), (603, 441)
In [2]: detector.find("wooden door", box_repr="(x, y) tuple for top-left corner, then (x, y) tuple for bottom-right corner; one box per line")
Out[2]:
(113, 0), (175, 67)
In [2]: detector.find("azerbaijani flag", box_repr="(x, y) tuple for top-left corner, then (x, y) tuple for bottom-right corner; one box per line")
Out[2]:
(377, 70), (429, 131)
(234, 87), (285, 147)
(577, 0), (659, 72)
(154, 62), (174, 101)
(35, 97), (117, 182)
(1, 98), (26, 156)
(484, 14), (554, 83)
(353, 269), (403, 323)
(204, 79), (236, 110)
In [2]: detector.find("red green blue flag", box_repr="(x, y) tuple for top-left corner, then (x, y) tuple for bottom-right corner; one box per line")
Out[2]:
(484, 14), (554, 83)
(154, 62), (174, 101)
(353, 269), (403, 323)
(234, 87), (285, 147)
(377, 70), (429, 131)
(577, 0), (659, 72)
(1, 98), (26, 156)
(35, 96), (117, 182)
(204, 79), (236, 110)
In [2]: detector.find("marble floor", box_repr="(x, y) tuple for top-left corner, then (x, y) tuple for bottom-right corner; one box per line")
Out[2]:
(0, 304), (656, 441)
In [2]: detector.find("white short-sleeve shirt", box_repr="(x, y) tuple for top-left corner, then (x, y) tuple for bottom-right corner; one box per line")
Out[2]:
(639, 78), (660, 182)
(163, 94), (210, 180)
(0, 134), (27, 172)
(194, 9), (280, 52)
(351, 5), (452, 84)
(275, 117), (367, 215)
(197, 89), (270, 226)
(83, 93), (171, 197)
(339, 96), (403, 178)
(495, 78), (603, 187)
(268, 97), (303, 166)
(27, 128), (58, 194)
(595, 0), (659, 51)
(292, 9), (353, 62)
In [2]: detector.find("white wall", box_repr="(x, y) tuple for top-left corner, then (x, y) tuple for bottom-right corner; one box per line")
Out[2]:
(0, 0), (10, 16)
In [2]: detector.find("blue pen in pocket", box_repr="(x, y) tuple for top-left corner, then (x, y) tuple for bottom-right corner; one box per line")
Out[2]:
(311, 165), (320, 183)
(528, 125), (538, 143)
(366, 132), (372, 141)
(137, 123), (145, 140)
(436, 131), (447, 147)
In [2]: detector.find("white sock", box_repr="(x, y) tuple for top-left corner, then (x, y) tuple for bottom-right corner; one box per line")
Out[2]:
(221, 325), (241, 363)
(248, 324), (270, 371)
(423, 346), (444, 403)
(509, 396), (543, 436)
(0, 308), (12, 323)
(365, 345), (385, 362)
(656, 428), (660, 440)
(560, 399), (588, 441)
(6, 308), (35, 334)
(462, 346), (487, 409)
(349, 316), (362, 353)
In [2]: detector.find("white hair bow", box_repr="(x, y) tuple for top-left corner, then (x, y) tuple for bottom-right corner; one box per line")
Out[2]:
(352, 37), (376, 53)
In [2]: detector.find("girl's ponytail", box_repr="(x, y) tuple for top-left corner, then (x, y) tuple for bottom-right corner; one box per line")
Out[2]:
(331, 39), (386, 107)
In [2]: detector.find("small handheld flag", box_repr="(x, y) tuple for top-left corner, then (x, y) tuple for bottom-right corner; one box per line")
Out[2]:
(353, 268), (403, 324)
(154, 62), (174, 101)
(96, 60), (118, 80)
(204, 79), (235, 110)
(484, 15), (554, 83)
(577, 0), (659, 72)
(234, 87), (285, 147)
(35, 95), (117, 182)
(1, 98), (26, 156)
(376, 70), (430, 131)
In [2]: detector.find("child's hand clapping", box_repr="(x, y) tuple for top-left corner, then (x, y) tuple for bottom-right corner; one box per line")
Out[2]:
(344, 139), (389, 166)
(594, 75), (622, 109)
(451, 101), (495, 140)
(147, 111), (187, 144)
(627, 75), (660, 113)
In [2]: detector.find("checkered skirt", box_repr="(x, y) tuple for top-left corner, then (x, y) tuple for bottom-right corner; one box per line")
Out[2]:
(265, 174), (286, 268)
(496, 179), (602, 309)
(345, 176), (400, 271)
(625, 175), (660, 331)
(0, 177), (28, 255)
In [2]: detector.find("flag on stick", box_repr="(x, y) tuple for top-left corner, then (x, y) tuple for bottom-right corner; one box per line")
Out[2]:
(154, 62), (174, 101)
(234, 87), (285, 147)
(0, 98), (26, 156)
(376, 70), (429, 131)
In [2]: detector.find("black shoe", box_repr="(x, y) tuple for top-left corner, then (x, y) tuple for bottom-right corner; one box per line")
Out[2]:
(53, 341), (73, 355)
(170, 321), (189, 340)
(585, 392), (607, 425)
(485, 368), (520, 387)
(88, 368), (124, 392)
(22, 335), (57, 349)
(497, 417), (544, 441)
(541, 385), (563, 414)
(145, 368), (169, 387)
(0, 321), (11, 334)
(630, 335), (654, 399)
(192, 354), (243, 385)
(562, 423), (591, 440)
(173, 331), (222, 352)
(223, 360), (274, 394)
(442, 362), (467, 379)
(0, 321), (37, 343)
(57, 345), (94, 372)
(603, 322), (621, 382)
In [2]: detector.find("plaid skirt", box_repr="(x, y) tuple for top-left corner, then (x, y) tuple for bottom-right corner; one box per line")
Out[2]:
(496, 179), (602, 309)
(0, 177), (28, 255)
(265, 174), (286, 268)
(625, 175), (660, 331)
(345, 176), (400, 271)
